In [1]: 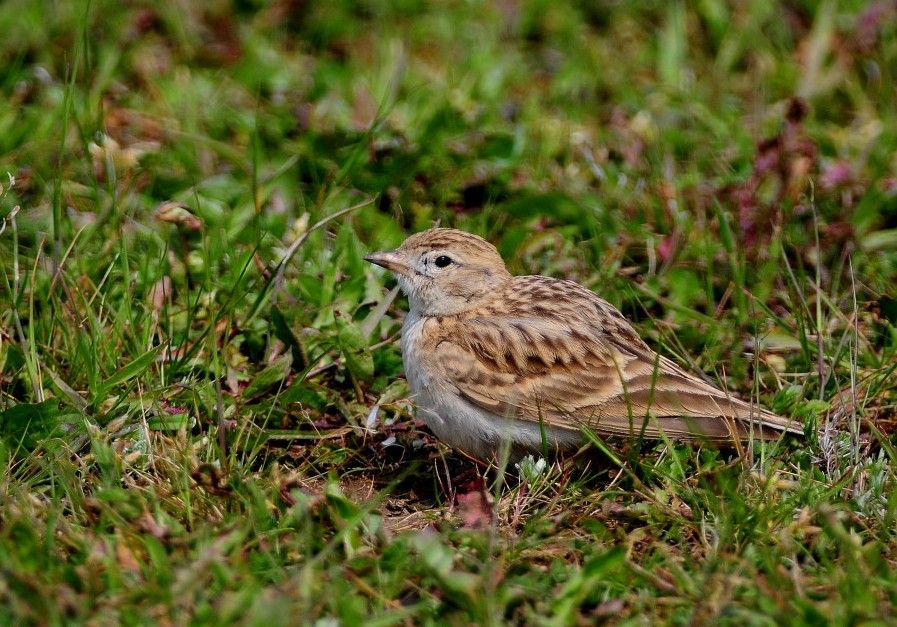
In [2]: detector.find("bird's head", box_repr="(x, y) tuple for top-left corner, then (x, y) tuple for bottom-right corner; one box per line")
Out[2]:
(364, 228), (512, 316)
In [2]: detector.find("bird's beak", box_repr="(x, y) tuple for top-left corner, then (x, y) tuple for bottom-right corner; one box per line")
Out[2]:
(364, 250), (411, 277)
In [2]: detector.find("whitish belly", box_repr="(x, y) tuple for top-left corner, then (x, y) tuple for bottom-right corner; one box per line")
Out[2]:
(400, 313), (581, 459)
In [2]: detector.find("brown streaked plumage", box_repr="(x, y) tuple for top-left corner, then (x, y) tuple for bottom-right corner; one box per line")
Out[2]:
(365, 228), (803, 460)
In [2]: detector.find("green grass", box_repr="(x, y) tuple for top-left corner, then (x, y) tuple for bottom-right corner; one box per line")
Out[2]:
(1, 0), (897, 623)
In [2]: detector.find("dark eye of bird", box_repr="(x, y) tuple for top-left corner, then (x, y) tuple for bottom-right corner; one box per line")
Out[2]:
(434, 255), (452, 268)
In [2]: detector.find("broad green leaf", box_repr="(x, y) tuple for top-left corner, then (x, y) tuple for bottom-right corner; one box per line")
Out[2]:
(242, 353), (293, 399)
(271, 305), (306, 369)
(45, 366), (89, 411)
(281, 380), (332, 410)
(0, 401), (85, 451)
(377, 379), (410, 405)
(338, 319), (374, 381)
(0, 400), (60, 426)
(95, 347), (160, 402)
(147, 412), (196, 431)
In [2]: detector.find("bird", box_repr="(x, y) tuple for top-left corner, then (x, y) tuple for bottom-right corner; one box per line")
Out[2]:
(365, 228), (804, 460)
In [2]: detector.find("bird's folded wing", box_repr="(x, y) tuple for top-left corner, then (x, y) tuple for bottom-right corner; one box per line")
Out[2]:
(433, 314), (802, 440)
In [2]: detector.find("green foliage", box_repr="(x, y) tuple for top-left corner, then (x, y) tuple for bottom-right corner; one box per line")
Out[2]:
(0, 0), (896, 623)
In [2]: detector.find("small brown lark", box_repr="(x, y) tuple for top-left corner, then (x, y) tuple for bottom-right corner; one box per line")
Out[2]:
(365, 228), (803, 460)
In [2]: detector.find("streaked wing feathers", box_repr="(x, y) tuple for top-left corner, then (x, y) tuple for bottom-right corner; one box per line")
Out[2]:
(433, 277), (802, 441)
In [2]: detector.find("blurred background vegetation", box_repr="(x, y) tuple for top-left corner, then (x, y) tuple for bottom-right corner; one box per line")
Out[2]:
(1, 0), (896, 623)
(3, 0), (896, 362)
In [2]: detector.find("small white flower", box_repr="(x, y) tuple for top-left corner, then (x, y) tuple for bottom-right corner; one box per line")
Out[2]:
(515, 455), (547, 484)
